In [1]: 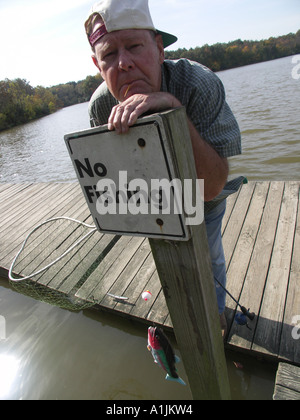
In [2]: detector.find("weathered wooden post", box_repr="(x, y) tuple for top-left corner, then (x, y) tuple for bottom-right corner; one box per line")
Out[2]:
(148, 108), (231, 400)
(65, 107), (231, 400)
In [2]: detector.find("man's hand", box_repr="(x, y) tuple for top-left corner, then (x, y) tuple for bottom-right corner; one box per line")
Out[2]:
(108, 91), (228, 201)
(108, 92), (182, 134)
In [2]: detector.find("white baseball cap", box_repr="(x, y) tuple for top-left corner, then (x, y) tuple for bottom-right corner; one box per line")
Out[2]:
(85, 0), (178, 49)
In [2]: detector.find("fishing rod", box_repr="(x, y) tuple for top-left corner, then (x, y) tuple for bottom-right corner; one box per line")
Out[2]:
(215, 278), (255, 321)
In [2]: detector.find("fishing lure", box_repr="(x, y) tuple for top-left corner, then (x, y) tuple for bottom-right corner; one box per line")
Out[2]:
(147, 326), (186, 386)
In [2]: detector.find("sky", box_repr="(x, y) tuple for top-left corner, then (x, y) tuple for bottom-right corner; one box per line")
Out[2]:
(0, 0), (299, 87)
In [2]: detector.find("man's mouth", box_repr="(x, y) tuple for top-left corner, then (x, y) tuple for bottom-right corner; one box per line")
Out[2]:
(122, 80), (141, 99)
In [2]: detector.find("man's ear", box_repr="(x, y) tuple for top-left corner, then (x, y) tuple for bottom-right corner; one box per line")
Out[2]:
(92, 54), (102, 75)
(156, 34), (165, 65)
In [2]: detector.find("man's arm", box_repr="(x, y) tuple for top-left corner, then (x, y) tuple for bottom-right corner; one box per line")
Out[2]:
(107, 91), (228, 202)
(187, 119), (229, 201)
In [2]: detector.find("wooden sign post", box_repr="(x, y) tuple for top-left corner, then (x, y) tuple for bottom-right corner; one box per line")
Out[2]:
(148, 108), (230, 400)
(65, 107), (231, 400)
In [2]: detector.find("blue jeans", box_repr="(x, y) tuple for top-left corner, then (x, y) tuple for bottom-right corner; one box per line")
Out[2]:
(205, 200), (227, 314)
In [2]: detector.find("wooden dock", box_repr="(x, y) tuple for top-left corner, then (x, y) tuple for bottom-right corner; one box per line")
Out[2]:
(0, 180), (299, 365)
(273, 363), (300, 400)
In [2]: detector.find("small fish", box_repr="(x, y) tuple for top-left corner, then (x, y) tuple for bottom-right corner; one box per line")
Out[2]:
(233, 361), (244, 370)
(147, 326), (186, 386)
(107, 293), (129, 301)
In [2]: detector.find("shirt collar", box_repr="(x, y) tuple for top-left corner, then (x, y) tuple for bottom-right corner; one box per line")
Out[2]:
(160, 62), (168, 93)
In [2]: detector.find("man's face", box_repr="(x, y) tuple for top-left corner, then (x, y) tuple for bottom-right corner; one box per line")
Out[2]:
(92, 29), (165, 102)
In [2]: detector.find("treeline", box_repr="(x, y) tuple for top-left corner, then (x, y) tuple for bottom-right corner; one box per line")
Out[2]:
(0, 74), (103, 132)
(49, 74), (103, 109)
(165, 30), (300, 72)
(1, 31), (299, 132)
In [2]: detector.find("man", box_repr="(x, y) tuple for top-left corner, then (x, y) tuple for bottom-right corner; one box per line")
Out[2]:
(84, 0), (244, 337)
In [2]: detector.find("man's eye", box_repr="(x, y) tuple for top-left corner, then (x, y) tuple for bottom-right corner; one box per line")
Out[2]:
(103, 51), (115, 60)
(130, 44), (142, 51)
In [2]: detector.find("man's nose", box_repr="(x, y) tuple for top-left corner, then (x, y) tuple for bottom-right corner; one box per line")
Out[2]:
(118, 51), (134, 72)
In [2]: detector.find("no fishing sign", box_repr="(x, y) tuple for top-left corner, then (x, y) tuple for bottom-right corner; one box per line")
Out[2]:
(65, 111), (204, 240)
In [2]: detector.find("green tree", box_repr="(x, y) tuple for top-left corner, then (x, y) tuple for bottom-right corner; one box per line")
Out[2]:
(165, 30), (300, 71)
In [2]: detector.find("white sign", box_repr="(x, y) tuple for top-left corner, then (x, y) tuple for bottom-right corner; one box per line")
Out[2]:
(65, 113), (199, 240)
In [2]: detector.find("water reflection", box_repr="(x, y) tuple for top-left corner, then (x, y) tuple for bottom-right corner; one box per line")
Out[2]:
(0, 277), (191, 400)
(0, 316), (5, 340)
(0, 277), (276, 400)
(0, 354), (20, 399)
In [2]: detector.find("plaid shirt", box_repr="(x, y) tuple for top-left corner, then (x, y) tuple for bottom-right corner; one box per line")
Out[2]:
(88, 59), (245, 212)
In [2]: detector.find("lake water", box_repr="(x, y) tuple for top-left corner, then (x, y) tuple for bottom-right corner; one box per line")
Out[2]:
(1, 55), (299, 400)
(218, 55), (300, 181)
(0, 55), (299, 183)
(0, 277), (276, 401)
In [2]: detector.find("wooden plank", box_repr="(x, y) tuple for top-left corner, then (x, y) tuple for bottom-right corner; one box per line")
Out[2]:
(28, 206), (95, 286)
(0, 184), (62, 265)
(279, 182), (300, 364)
(112, 251), (157, 315)
(273, 385), (300, 400)
(57, 233), (117, 295)
(129, 269), (162, 321)
(1, 184), (84, 269)
(222, 181), (255, 269)
(75, 235), (133, 302)
(227, 181), (284, 350)
(221, 184), (241, 234)
(13, 194), (86, 272)
(88, 236), (145, 303)
(252, 181), (299, 358)
(0, 183), (47, 220)
(100, 238), (152, 309)
(89, 237), (144, 304)
(0, 183), (31, 197)
(0, 183), (51, 233)
(12, 186), (85, 274)
(225, 182), (269, 325)
(0, 183), (14, 194)
(146, 280), (170, 326)
(0, 183), (67, 246)
(0, 183), (62, 230)
(0, 183), (32, 203)
(273, 363), (300, 400)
